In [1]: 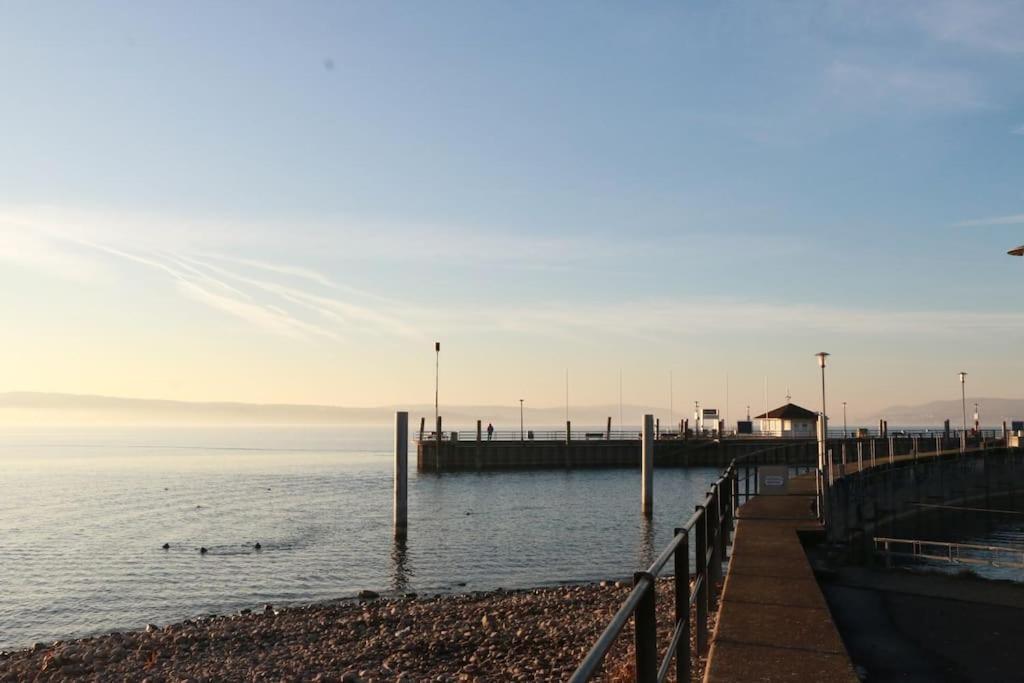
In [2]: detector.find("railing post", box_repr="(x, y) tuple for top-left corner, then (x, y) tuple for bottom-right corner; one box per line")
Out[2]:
(694, 504), (709, 653)
(674, 528), (690, 683)
(744, 464), (750, 502)
(633, 571), (657, 683)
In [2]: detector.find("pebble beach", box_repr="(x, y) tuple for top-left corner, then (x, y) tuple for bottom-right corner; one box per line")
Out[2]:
(0, 580), (713, 682)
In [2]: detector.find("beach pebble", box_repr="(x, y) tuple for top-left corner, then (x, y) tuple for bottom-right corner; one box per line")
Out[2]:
(358, 590), (379, 600)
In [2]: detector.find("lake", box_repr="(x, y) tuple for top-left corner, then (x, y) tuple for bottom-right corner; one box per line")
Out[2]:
(0, 426), (720, 650)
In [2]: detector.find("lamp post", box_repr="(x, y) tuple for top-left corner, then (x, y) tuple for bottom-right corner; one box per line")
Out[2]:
(519, 399), (524, 441)
(815, 352), (830, 526)
(434, 341), (440, 428)
(842, 401), (847, 437)
(959, 371), (967, 436)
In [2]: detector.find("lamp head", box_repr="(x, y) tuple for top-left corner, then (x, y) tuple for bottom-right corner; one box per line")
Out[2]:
(815, 351), (830, 368)
(959, 371), (967, 383)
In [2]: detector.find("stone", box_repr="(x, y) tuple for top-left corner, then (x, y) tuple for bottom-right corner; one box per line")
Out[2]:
(357, 590), (379, 600)
(145, 624), (159, 633)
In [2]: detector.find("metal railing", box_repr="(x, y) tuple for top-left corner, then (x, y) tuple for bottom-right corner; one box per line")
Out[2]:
(418, 428), (1004, 443)
(874, 536), (1024, 570)
(569, 453), (774, 683)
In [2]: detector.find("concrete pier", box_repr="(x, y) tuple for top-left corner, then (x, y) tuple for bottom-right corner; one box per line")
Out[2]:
(704, 473), (858, 682)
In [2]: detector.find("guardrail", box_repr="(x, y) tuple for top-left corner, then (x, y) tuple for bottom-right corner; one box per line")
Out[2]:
(566, 448), (802, 683)
(874, 536), (1024, 570)
(417, 429), (1003, 443)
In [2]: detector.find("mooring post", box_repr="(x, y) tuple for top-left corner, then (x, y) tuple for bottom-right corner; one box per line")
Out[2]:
(419, 416), (425, 442)
(565, 420), (572, 468)
(606, 416), (612, 440)
(655, 418), (660, 440)
(642, 414), (654, 517)
(475, 420), (483, 470)
(394, 411), (409, 537)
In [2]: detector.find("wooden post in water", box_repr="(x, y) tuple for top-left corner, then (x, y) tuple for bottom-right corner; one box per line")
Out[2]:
(475, 420), (483, 470)
(419, 417), (425, 442)
(655, 418), (660, 440)
(606, 416), (612, 440)
(642, 414), (654, 517)
(565, 420), (572, 469)
(394, 411), (409, 538)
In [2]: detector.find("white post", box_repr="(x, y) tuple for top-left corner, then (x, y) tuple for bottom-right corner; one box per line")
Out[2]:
(394, 411), (409, 537)
(642, 414), (654, 517)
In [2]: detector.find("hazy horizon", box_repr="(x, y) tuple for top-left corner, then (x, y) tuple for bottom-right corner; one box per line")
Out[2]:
(1, 390), (1020, 428)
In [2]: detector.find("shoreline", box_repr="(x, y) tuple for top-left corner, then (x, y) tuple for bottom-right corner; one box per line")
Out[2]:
(0, 579), (710, 682)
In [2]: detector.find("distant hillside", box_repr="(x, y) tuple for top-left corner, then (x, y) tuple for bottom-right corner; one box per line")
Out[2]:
(869, 398), (1024, 427)
(0, 392), (666, 428)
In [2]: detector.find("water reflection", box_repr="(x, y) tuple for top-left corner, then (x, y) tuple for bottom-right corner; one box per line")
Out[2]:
(636, 515), (656, 569)
(390, 535), (412, 593)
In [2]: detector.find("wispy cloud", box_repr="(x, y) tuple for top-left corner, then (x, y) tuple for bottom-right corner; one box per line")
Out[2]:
(1013, 124), (1024, 135)
(909, 0), (1024, 55)
(953, 213), (1024, 227)
(826, 61), (987, 111)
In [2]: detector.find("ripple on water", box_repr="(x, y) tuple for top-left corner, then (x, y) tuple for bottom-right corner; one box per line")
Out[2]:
(0, 427), (721, 649)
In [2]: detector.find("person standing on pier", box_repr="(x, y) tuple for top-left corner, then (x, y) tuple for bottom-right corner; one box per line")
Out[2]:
(487, 423), (494, 441)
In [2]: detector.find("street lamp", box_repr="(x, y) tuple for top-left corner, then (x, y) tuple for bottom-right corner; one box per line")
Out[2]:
(959, 371), (968, 437)
(519, 399), (524, 441)
(815, 352), (830, 525)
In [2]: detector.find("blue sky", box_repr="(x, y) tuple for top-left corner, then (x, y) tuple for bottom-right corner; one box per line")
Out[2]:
(1, 1), (1023, 418)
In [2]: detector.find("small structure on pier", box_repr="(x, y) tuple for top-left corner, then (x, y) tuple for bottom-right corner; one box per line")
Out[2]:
(755, 403), (818, 437)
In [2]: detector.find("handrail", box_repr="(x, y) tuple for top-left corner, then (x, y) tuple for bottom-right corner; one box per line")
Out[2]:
(568, 450), (790, 682)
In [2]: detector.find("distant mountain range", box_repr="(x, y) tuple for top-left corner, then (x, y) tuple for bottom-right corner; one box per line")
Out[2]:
(868, 398), (1024, 427)
(2, 392), (1021, 428)
(0, 392), (664, 428)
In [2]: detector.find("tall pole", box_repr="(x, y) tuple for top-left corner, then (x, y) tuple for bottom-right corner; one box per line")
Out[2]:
(434, 341), (440, 431)
(393, 411), (409, 538)
(815, 352), (830, 526)
(618, 370), (623, 429)
(519, 399), (524, 441)
(565, 369), (569, 423)
(842, 401), (847, 437)
(669, 371), (674, 427)
(642, 414), (654, 517)
(959, 371), (968, 437)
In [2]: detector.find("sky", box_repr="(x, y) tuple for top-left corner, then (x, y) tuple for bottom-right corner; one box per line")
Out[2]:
(1, 1), (1023, 420)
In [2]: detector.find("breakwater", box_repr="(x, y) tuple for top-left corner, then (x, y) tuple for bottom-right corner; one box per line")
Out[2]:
(416, 435), (968, 472)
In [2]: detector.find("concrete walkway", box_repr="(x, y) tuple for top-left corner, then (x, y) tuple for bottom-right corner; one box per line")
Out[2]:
(703, 475), (859, 682)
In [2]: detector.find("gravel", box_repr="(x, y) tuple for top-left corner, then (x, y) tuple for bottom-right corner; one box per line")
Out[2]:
(0, 579), (718, 682)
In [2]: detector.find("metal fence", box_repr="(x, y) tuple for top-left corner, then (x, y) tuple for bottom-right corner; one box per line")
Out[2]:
(566, 452), (781, 683)
(418, 428), (1004, 443)
(874, 536), (1024, 570)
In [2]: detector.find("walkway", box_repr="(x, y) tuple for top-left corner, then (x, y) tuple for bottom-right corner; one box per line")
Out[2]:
(703, 474), (858, 682)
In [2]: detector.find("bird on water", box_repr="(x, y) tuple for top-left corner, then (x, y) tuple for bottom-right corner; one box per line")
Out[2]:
(200, 547), (208, 554)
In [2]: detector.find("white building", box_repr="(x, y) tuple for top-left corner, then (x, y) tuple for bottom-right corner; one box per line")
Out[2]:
(755, 403), (819, 437)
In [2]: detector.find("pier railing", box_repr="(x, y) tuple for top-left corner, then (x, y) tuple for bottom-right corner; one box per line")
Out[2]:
(418, 428), (1003, 443)
(569, 450), (783, 683)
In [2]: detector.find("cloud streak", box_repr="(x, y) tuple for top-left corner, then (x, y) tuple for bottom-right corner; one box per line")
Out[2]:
(953, 213), (1024, 227)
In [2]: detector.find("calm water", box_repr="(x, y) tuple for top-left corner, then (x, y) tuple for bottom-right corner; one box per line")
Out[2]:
(0, 426), (719, 650)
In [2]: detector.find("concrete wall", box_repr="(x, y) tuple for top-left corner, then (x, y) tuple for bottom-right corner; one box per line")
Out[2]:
(826, 447), (1024, 559)
(416, 438), (820, 472)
